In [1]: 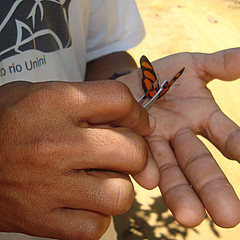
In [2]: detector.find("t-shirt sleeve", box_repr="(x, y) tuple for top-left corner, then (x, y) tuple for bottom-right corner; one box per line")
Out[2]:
(86, 0), (145, 62)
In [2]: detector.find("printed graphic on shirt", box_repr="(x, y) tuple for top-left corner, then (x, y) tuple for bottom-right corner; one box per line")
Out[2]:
(0, 0), (72, 62)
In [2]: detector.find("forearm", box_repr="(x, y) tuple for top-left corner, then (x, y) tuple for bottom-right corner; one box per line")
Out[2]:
(85, 51), (138, 81)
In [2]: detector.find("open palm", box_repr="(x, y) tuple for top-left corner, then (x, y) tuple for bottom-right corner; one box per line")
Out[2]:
(144, 49), (240, 228)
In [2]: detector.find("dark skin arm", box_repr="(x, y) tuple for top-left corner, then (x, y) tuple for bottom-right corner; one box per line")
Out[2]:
(85, 51), (138, 81)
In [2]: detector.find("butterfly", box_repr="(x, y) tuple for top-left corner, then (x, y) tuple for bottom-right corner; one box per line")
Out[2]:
(138, 55), (185, 109)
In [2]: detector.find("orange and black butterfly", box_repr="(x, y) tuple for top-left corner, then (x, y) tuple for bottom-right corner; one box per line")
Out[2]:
(140, 55), (160, 98)
(140, 55), (185, 102)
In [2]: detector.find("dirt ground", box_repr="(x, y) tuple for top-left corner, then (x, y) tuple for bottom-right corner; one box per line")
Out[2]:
(114, 0), (240, 239)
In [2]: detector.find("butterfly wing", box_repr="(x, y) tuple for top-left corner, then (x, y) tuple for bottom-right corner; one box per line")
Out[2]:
(140, 56), (185, 101)
(168, 67), (185, 86)
(157, 81), (169, 99)
(140, 55), (159, 98)
(157, 67), (185, 99)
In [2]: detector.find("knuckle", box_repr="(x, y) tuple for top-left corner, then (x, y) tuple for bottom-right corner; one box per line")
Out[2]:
(131, 133), (148, 172)
(109, 177), (134, 215)
(24, 134), (61, 170)
(29, 136), (54, 160)
(24, 83), (54, 107)
(111, 81), (135, 115)
(111, 80), (131, 96)
(24, 82), (71, 113)
(110, 81), (147, 129)
(60, 215), (110, 240)
(116, 128), (148, 173)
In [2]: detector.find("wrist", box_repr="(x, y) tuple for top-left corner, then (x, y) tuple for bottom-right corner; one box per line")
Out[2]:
(108, 70), (132, 80)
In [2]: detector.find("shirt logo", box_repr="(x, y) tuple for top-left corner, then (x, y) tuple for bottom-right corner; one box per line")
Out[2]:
(0, 0), (72, 62)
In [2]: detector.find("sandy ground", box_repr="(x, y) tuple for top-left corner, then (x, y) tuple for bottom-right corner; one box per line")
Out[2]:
(114, 0), (240, 239)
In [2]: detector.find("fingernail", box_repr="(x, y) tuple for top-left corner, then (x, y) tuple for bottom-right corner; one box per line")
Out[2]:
(149, 114), (156, 131)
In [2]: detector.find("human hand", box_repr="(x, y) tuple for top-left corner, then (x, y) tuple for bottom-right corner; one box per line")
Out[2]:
(0, 80), (157, 240)
(120, 48), (240, 228)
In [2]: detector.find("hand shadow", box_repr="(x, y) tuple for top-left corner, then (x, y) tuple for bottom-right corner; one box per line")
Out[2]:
(113, 192), (220, 240)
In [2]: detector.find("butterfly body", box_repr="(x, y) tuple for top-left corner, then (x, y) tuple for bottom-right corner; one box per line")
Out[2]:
(140, 56), (159, 98)
(138, 55), (185, 109)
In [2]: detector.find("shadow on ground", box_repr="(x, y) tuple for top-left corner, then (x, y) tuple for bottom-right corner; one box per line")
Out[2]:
(114, 193), (220, 240)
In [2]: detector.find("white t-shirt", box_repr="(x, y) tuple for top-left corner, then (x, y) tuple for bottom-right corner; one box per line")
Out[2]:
(0, 0), (144, 84)
(0, 0), (145, 239)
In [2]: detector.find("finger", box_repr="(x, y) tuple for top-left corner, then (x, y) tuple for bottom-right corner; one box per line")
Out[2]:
(205, 109), (240, 162)
(132, 149), (160, 190)
(197, 48), (240, 82)
(55, 171), (134, 216)
(55, 80), (155, 136)
(172, 129), (240, 228)
(36, 208), (111, 240)
(147, 134), (206, 227)
(55, 126), (149, 174)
